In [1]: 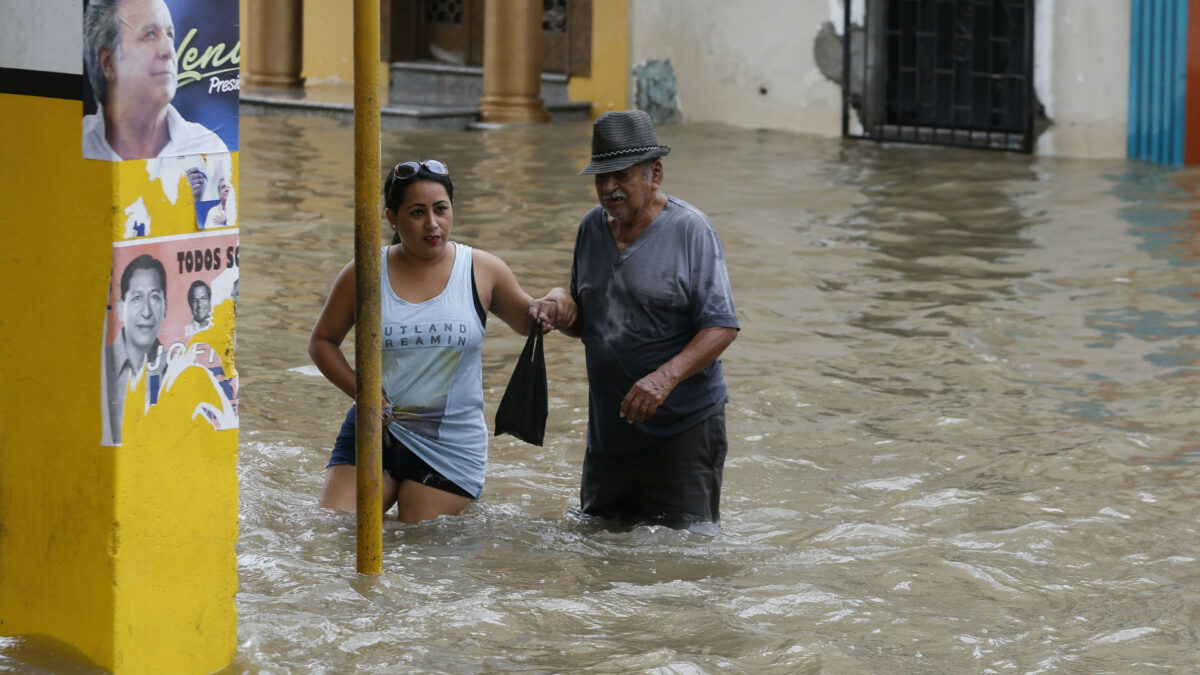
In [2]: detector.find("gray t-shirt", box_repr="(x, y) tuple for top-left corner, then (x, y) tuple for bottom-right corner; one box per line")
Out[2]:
(570, 195), (739, 453)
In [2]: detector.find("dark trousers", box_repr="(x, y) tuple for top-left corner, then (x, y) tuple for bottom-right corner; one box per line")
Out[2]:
(581, 409), (727, 527)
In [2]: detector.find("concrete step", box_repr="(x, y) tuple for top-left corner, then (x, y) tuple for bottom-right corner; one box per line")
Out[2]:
(239, 90), (481, 129)
(240, 83), (589, 130)
(389, 61), (572, 107)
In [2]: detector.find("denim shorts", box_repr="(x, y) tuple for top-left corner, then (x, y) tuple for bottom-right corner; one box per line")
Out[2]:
(327, 406), (473, 499)
(580, 408), (727, 526)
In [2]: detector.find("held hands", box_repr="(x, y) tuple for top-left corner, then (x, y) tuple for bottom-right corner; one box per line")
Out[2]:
(527, 287), (577, 334)
(620, 367), (677, 424)
(527, 299), (556, 333)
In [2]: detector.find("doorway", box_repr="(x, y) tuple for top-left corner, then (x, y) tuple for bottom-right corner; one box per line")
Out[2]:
(384, 0), (591, 76)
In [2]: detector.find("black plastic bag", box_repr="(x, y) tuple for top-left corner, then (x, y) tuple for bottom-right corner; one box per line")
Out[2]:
(494, 329), (547, 446)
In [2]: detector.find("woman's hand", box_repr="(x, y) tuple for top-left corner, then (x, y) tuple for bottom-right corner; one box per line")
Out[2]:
(528, 287), (577, 334)
(527, 298), (558, 333)
(308, 259), (360, 399)
(382, 391), (395, 426)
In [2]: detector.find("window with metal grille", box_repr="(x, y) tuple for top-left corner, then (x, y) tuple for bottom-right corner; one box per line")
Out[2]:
(843, 0), (1035, 152)
(423, 0), (462, 24)
(543, 0), (568, 33)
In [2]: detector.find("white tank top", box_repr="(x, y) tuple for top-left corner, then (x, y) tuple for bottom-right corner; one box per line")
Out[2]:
(381, 243), (488, 497)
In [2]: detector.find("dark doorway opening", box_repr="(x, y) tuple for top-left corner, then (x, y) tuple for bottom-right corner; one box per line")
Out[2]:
(384, 0), (591, 76)
(842, 0), (1035, 152)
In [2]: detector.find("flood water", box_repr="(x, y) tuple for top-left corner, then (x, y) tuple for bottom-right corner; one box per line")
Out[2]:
(220, 115), (1200, 674)
(7, 113), (1199, 674)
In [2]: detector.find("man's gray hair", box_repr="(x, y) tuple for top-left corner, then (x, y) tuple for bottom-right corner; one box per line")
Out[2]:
(83, 0), (123, 107)
(639, 159), (657, 182)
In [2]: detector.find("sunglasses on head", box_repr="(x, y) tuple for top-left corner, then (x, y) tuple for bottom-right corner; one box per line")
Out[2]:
(392, 159), (449, 181)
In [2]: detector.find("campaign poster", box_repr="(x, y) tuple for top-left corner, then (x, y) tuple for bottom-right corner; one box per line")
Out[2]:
(101, 231), (239, 446)
(82, 0), (239, 161)
(114, 152), (237, 237)
(189, 151), (238, 230)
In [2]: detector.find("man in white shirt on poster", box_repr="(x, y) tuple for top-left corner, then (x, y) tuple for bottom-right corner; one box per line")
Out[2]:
(82, 0), (228, 161)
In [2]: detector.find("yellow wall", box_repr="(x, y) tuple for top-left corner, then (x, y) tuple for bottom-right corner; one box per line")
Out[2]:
(0, 93), (119, 668)
(105, 156), (241, 673)
(242, 0), (625, 115)
(240, 0), (357, 83)
(303, 0), (357, 83)
(0, 92), (238, 673)
(241, 0), (386, 87)
(568, 0), (630, 117)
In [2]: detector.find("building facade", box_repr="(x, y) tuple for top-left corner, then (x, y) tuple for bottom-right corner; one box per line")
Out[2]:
(261, 0), (1199, 162)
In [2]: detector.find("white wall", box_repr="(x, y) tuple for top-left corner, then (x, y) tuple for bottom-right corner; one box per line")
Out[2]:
(0, 0), (81, 72)
(629, 0), (1130, 158)
(1035, 0), (1130, 158)
(629, 0), (843, 135)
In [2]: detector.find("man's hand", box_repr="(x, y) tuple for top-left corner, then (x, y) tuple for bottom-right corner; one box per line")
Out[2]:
(186, 167), (207, 202)
(617, 326), (738, 424)
(620, 367), (677, 423)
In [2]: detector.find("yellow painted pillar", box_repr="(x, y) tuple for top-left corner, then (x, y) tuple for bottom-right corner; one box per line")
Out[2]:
(245, 0), (306, 87)
(567, 0), (630, 118)
(354, 0), (384, 575)
(480, 0), (552, 124)
(0, 3), (240, 673)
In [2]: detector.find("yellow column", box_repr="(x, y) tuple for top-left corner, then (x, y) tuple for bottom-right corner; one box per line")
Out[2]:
(0, 100), (239, 675)
(245, 0), (306, 87)
(567, 0), (630, 118)
(0, 92), (119, 669)
(480, 0), (551, 124)
(354, 0), (384, 575)
(1, 8), (239, 674)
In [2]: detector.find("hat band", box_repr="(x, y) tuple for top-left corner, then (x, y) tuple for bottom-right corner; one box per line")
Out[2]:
(591, 146), (662, 160)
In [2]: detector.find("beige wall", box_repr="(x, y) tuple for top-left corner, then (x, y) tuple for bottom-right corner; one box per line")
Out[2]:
(629, 0), (842, 134)
(1035, 0), (1130, 158)
(629, 0), (1130, 158)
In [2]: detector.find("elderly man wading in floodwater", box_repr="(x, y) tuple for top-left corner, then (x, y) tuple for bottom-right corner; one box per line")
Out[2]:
(535, 110), (740, 529)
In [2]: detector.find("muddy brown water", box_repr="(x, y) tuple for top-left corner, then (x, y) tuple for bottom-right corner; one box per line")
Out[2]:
(5, 114), (1200, 673)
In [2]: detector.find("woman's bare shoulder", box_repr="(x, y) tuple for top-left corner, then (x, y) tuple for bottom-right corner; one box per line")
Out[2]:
(468, 247), (515, 278)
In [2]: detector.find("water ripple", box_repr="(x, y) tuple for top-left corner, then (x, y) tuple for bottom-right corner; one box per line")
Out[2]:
(189, 117), (1200, 672)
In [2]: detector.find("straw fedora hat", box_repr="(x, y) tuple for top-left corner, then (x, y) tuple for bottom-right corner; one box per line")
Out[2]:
(579, 110), (671, 175)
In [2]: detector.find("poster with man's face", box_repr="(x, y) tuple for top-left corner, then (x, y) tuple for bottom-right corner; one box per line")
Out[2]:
(101, 231), (239, 446)
(82, 0), (239, 161)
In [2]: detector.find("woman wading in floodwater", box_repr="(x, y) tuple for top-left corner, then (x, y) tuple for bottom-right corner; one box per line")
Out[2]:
(308, 159), (574, 522)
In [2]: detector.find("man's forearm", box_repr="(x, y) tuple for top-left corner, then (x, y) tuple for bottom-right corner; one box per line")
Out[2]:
(657, 326), (738, 387)
(618, 325), (738, 423)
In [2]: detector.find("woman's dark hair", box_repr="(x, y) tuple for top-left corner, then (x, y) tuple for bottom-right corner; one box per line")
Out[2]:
(384, 164), (454, 245)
